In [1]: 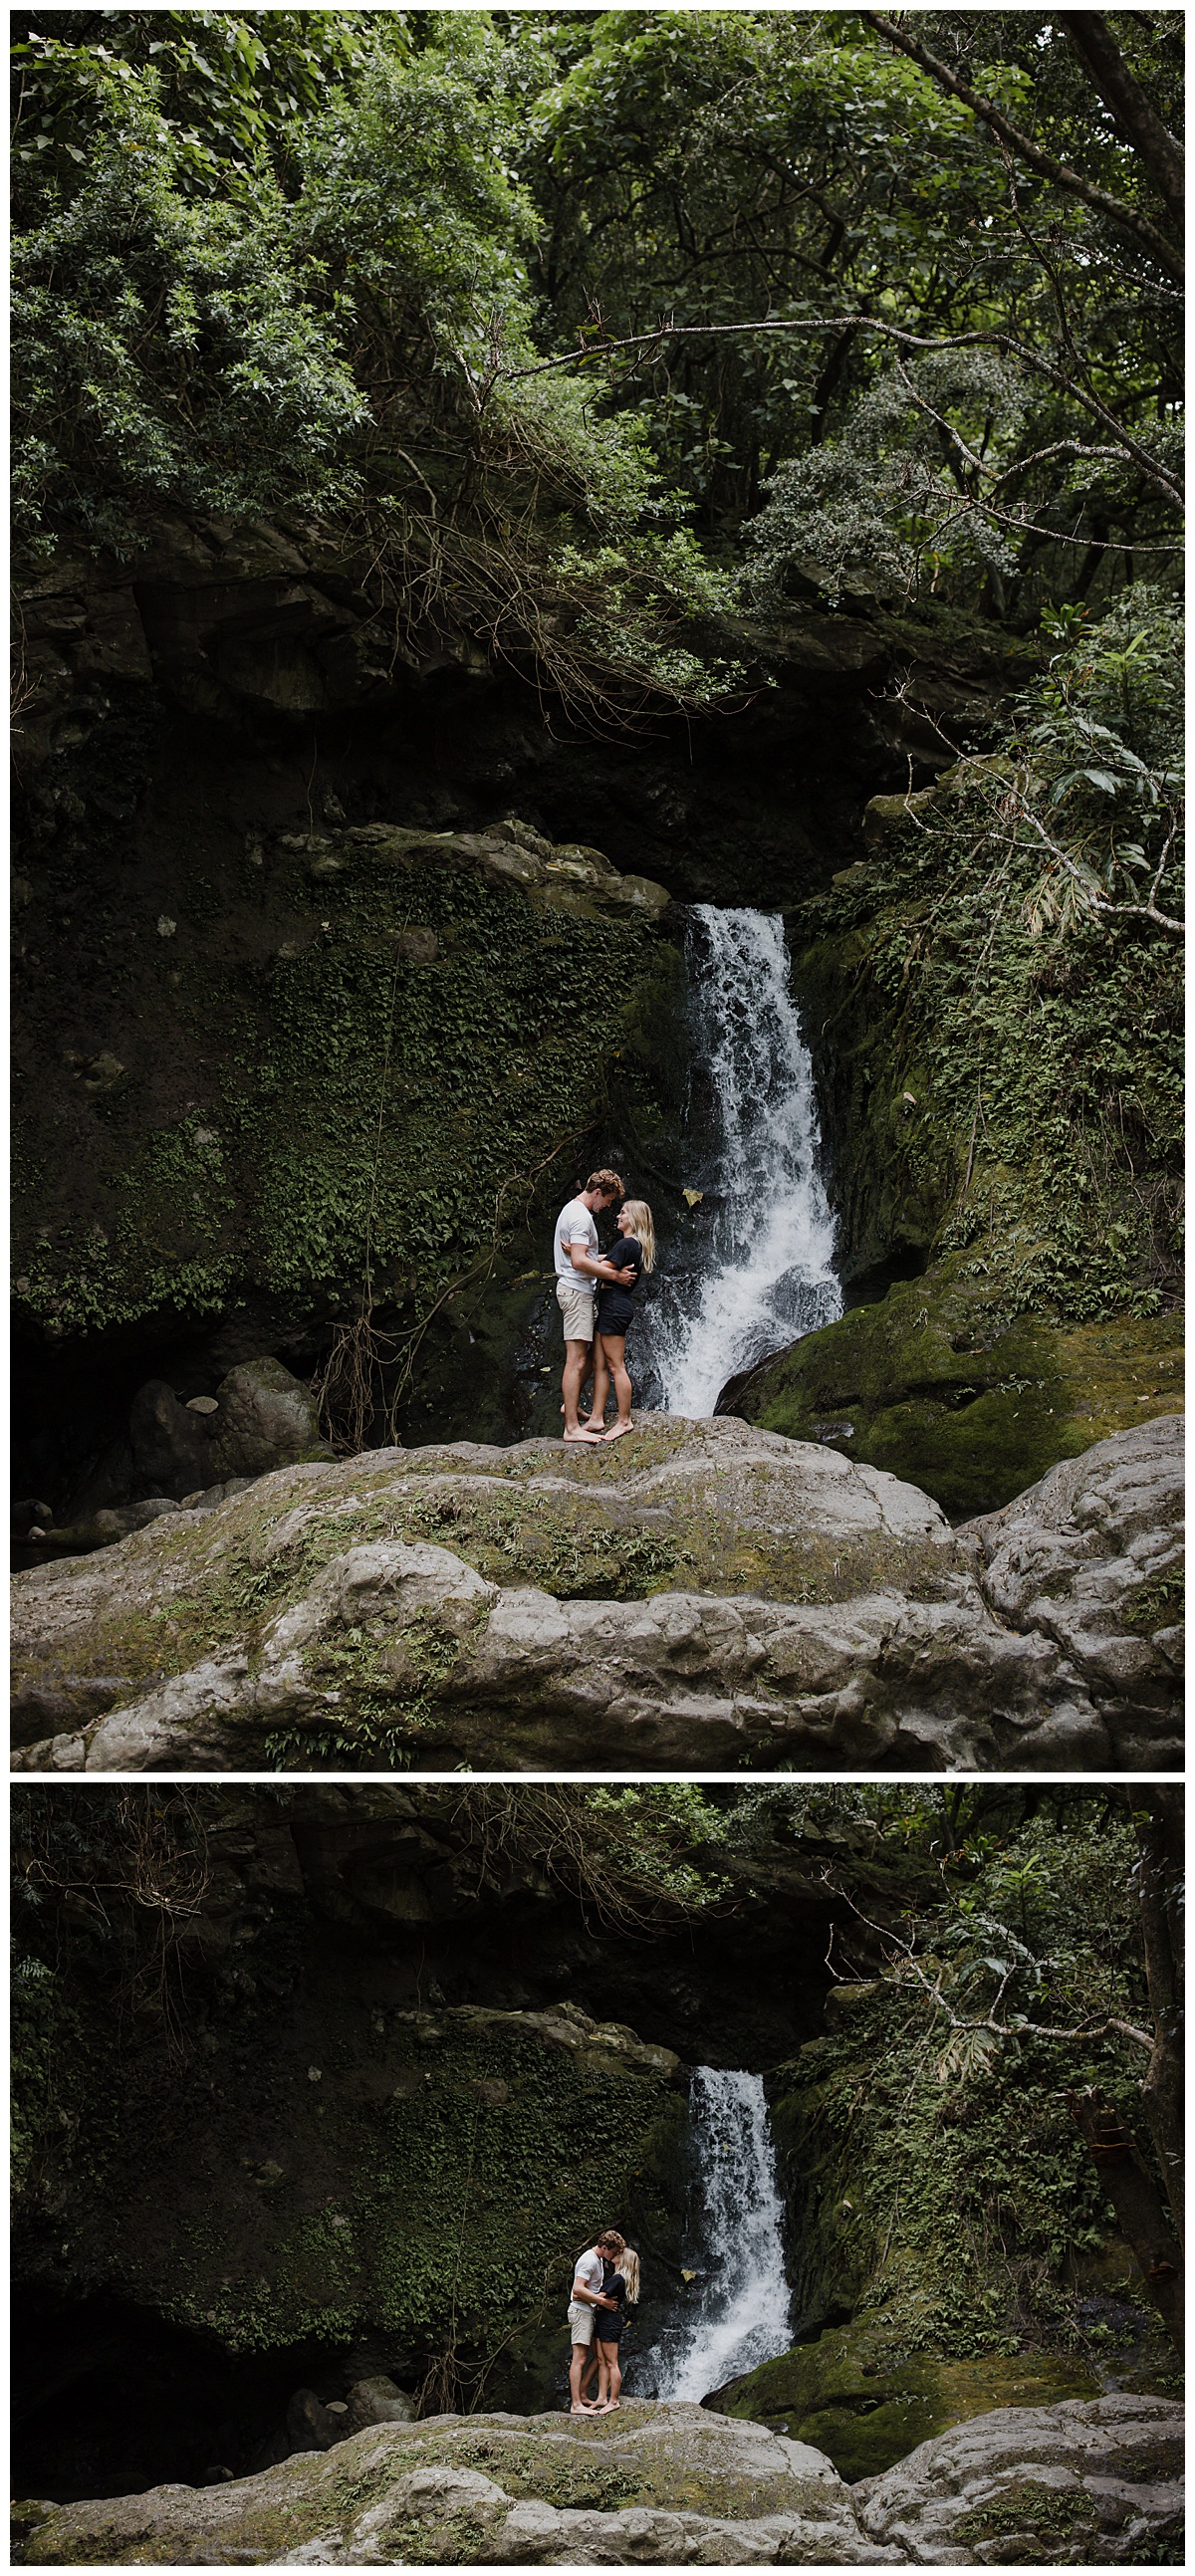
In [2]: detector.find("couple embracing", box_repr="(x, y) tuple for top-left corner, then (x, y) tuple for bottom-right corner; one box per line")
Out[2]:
(556, 1168), (655, 1444)
(568, 2228), (640, 2414)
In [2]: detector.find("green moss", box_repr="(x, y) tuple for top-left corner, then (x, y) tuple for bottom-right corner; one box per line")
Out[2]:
(13, 1971), (684, 2370)
(13, 842), (660, 1342)
(737, 1260), (1183, 1517)
(1121, 1570), (1184, 1635)
(716, 2330), (1098, 2482)
(789, 735), (1183, 1337)
(952, 2477), (1099, 2545)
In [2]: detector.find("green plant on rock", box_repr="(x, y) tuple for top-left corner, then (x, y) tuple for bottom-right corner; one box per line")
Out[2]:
(791, 586), (1182, 1329)
(775, 1806), (1165, 2367)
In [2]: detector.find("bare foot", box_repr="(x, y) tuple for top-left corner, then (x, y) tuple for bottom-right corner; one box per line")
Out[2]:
(602, 1421), (635, 1442)
(564, 1428), (602, 1444)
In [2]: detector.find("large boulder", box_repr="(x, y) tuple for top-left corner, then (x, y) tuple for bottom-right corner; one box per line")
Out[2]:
(128, 1378), (214, 1494)
(343, 2377), (417, 2434)
(10, 1418), (1182, 1771)
(11, 2402), (887, 2565)
(855, 2392), (1184, 2563)
(726, 1257), (1183, 1521)
(205, 1357), (334, 1482)
(13, 2395), (1183, 2565)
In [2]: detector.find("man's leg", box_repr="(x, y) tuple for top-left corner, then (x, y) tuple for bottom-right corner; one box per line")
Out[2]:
(586, 1333), (611, 1428)
(569, 2338), (596, 2411)
(562, 1334), (599, 1437)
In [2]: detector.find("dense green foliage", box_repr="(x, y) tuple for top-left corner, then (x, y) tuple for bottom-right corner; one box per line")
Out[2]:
(13, 10), (1182, 651)
(792, 589), (1183, 1322)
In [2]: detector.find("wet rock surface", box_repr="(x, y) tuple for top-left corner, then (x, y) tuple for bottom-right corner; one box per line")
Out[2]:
(14, 2394), (1182, 2565)
(11, 1417), (1182, 1771)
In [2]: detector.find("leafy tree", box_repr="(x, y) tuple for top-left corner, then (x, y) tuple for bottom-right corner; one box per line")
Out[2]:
(514, 9), (1182, 611)
(11, 8), (734, 714)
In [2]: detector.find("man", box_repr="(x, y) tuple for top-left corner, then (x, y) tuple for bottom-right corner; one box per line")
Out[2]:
(554, 1169), (634, 1443)
(568, 2229), (624, 2414)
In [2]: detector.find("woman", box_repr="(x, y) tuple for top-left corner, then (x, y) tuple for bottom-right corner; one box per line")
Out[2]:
(587, 1200), (654, 1442)
(593, 2245), (639, 2412)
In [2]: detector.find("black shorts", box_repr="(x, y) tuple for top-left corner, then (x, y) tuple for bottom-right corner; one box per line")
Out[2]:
(596, 1297), (633, 1337)
(596, 2314), (624, 2344)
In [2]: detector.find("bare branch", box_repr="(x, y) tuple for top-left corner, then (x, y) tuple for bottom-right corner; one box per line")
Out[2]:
(1062, 13), (1184, 231)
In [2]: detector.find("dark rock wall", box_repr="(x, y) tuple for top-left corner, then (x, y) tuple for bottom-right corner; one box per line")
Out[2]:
(12, 1786), (859, 2398)
(13, 517), (1021, 1512)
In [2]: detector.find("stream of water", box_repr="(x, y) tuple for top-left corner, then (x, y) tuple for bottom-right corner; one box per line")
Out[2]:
(639, 2067), (793, 2402)
(640, 906), (840, 1415)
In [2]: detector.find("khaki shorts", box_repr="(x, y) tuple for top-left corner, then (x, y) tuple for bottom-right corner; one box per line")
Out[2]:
(568, 2300), (596, 2346)
(557, 1278), (596, 1342)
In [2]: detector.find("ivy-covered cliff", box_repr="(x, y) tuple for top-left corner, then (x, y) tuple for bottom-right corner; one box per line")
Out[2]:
(11, 11), (1184, 1533)
(12, 1786), (1180, 2504)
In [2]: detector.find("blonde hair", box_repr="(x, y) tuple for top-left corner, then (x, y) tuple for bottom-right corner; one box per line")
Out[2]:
(621, 1200), (655, 1273)
(619, 2248), (640, 2306)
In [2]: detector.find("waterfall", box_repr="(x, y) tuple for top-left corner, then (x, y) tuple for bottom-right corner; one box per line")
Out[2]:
(640, 2068), (793, 2403)
(640, 906), (840, 1416)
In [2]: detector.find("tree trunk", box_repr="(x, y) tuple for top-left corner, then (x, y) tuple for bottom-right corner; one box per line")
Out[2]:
(1063, 14), (1185, 233)
(1068, 2088), (1183, 2359)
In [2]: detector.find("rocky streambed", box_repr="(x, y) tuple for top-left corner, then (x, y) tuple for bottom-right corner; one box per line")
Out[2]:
(11, 1412), (1183, 1774)
(13, 2393), (1184, 2566)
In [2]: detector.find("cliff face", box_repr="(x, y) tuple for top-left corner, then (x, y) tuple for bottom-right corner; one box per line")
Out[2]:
(14, 1781), (888, 2496)
(13, 1788), (1175, 2509)
(13, 515), (1020, 1518)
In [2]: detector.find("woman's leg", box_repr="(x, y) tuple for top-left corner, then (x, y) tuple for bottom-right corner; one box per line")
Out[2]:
(597, 2341), (621, 2407)
(601, 1337), (633, 1436)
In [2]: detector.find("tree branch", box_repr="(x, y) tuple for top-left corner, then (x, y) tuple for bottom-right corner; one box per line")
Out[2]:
(503, 316), (1183, 512)
(1062, 13), (1184, 231)
(859, 11), (1183, 285)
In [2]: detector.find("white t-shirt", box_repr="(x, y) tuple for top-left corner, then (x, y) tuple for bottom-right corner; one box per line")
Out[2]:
(573, 2246), (603, 2300)
(556, 1196), (598, 1288)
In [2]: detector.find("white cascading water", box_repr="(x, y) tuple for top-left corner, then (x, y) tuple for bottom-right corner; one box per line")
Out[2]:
(643, 2068), (793, 2402)
(642, 906), (840, 1415)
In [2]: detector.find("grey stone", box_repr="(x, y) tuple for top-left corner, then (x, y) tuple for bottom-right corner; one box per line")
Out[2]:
(33, 1498), (180, 1553)
(856, 2392), (1184, 2564)
(21, 2392), (1183, 2568)
(11, 1422), (1182, 1772)
(207, 1358), (334, 1480)
(129, 1378), (214, 1496)
(285, 2389), (339, 2454)
(343, 2376), (417, 2433)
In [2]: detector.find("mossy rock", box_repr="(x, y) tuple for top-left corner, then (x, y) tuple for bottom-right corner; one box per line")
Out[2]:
(730, 1256), (1184, 1518)
(13, 1988), (684, 2365)
(12, 825), (667, 1346)
(710, 2321), (1100, 2482)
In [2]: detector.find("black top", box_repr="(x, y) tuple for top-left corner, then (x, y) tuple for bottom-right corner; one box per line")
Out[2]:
(596, 2267), (626, 2339)
(596, 1236), (643, 1332)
